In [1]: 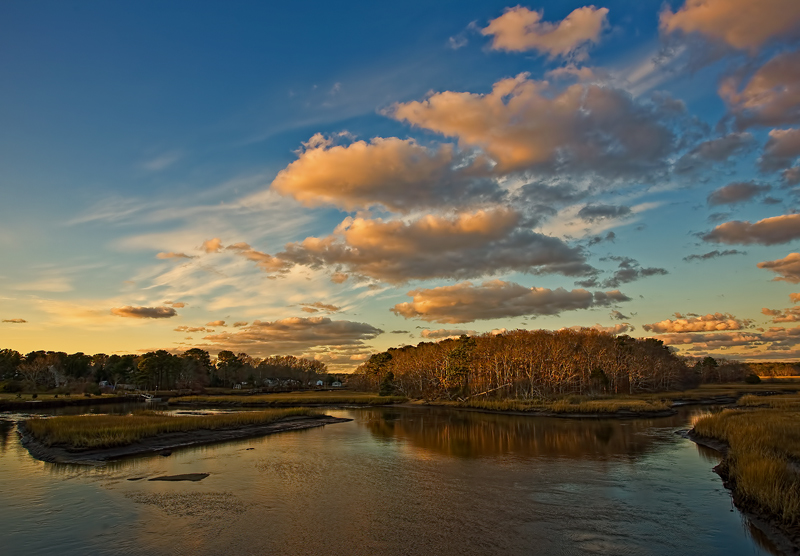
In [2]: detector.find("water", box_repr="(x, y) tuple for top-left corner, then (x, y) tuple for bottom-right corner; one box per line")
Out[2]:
(0, 406), (781, 555)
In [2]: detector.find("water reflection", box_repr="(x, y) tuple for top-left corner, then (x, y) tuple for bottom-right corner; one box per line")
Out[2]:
(361, 406), (700, 460)
(0, 405), (782, 556)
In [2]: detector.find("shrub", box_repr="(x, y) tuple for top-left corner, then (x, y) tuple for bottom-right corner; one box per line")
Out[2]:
(31, 393), (38, 399)
(744, 373), (762, 384)
(1, 380), (23, 393)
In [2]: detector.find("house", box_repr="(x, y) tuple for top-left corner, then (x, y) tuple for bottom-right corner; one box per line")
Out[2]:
(332, 381), (342, 387)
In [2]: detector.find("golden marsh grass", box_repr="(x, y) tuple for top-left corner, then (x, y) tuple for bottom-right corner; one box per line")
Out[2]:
(693, 408), (800, 523)
(172, 393), (407, 406)
(443, 396), (672, 414)
(25, 408), (316, 449)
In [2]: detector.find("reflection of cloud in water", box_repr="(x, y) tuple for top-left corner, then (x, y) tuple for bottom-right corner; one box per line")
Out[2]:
(360, 408), (692, 460)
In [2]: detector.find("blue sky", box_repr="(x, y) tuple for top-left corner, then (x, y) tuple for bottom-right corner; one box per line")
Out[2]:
(2, 0), (800, 370)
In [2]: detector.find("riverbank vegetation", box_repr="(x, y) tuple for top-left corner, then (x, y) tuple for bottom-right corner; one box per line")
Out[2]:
(171, 392), (406, 406)
(692, 393), (800, 527)
(435, 397), (673, 414)
(350, 330), (756, 400)
(24, 408), (316, 449)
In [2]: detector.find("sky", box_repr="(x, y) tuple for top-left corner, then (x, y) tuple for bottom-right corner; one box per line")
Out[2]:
(2, 0), (800, 370)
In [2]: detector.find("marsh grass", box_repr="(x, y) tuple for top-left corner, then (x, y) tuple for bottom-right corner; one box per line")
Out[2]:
(737, 393), (800, 409)
(25, 408), (316, 449)
(693, 408), (800, 524)
(172, 393), (407, 406)
(441, 396), (671, 414)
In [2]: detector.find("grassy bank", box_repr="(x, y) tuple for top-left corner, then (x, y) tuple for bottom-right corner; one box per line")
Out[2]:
(436, 396), (672, 414)
(170, 391), (407, 406)
(25, 408), (316, 449)
(691, 393), (800, 526)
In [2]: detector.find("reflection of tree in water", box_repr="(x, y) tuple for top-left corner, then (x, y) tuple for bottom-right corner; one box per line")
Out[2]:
(0, 419), (13, 453)
(360, 408), (691, 460)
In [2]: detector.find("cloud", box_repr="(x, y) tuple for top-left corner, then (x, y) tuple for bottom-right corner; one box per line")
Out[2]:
(300, 302), (340, 313)
(448, 35), (468, 50)
(278, 209), (592, 283)
(142, 150), (182, 172)
(157, 252), (194, 260)
(759, 128), (800, 177)
(197, 316), (383, 356)
(703, 214), (800, 245)
(762, 306), (800, 323)
(609, 310), (629, 320)
(391, 280), (630, 324)
(389, 74), (679, 177)
(587, 231), (616, 246)
(2, 318), (26, 324)
(270, 134), (497, 212)
(674, 132), (754, 173)
(206, 320), (226, 327)
(643, 313), (752, 334)
(202, 238), (223, 253)
(791, 293), (800, 303)
(225, 242), (291, 274)
(660, 0), (800, 51)
(643, 312), (753, 333)
(482, 6), (608, 57)
(164, 301), (185, 308)
(590, 256), (668, 288)
(707, 181), (771, 206)
(565, 323), (634, 334)
(654, 331), (764, 350)
(13, 277), (72, 292)
(757, 253), (800, 283)
(111, 306), (178, 319)
(174, 326), (212, 333)
(578, 204), (632, 222)
(683, 249), (746, 262)
(546, 64), (602, 81)
(232, 321), (248, 327)
(720, 50), (800, 129)
(420, 328), (478, 339)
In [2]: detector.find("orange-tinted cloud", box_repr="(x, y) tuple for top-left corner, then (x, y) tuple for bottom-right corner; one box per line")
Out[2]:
(225, 242), (292, 274)
(206, 320), (226, 327)
(111, 306), (177, 319)
(791, 293), (800, 303)
(760, 128), (800, 180)
(720, 50), (800, 129)
(565, 323), (634, 335)
(232, 321), (248, 327)
(174, 326), (212, 333)
(643, 312), (752, 333)
(279, 209), (592, 283)
(157, 252), (194, 259)
(389, 74), (676, 176)
(674, 132), (754, 173)
(757, 253), (800, 283)
(482, 6), (608, 56)
(761, 306), (800, 323)
(202, 238), (223, 253)
(703, 214), (800, 245)
(198, 316), (383, 355)
(660, 0), (800, 50)
(391, 280), (630, 324)
(271, 134), (495, 212)
(2, 318), (26, 324)
(300, 302), (340, 313)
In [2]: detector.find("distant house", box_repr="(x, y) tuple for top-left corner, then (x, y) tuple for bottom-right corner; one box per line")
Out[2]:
(332, 381), (342, 387)
(316, 380), (324, 386)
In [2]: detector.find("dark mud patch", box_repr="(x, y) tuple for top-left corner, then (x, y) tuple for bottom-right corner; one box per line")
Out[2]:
(149, 473), (209, 482)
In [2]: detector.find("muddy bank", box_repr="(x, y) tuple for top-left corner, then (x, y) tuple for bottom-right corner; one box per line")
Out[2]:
(681, 429), (800, 555)
(400, 402), (677, 419)
(18, 415), (351, 465)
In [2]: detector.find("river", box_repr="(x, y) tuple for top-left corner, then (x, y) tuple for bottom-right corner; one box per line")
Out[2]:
(0, 405), (782, 555)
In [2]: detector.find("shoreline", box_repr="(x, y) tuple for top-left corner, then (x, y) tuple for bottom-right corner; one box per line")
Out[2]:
(17, 414), (351, 465)
(682, 429), (800, 555)
(396, 402), (678, 419)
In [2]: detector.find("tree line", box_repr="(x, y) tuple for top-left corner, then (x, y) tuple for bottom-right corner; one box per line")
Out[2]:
(0, 348), (336, 393)
(349, 329), (753, 399)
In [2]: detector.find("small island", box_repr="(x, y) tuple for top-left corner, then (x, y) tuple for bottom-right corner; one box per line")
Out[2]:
(18, 408), (351, 465)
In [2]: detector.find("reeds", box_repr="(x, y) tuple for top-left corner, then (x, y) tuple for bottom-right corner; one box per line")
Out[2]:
(25, 408), (316, 449)
(171, 393), (407, 406)
(442, 396), (671, 414)
(693, 408), (800, 523)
